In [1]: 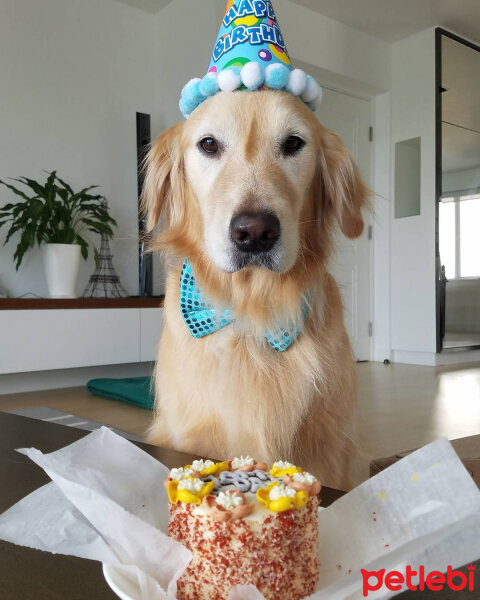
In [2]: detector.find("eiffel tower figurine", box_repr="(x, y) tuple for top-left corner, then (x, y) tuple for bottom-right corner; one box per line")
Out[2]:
(82, 232), (127, 298)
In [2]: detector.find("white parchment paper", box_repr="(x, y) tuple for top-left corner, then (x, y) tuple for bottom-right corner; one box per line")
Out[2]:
(0, 427), (479, 600)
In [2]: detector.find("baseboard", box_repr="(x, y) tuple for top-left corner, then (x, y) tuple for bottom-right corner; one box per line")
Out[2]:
(391, 350), (437, 366)
(373, 348), (392, 363)
(0, 362), (154, 396)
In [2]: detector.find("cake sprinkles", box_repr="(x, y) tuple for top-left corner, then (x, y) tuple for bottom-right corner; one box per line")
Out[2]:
(165, 456), (321, 600)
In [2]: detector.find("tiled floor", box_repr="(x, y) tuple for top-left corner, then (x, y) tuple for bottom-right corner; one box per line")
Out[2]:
(357, 361), (480, 455)
(1, 361), (479, 486)
(0, 386), (152, 437)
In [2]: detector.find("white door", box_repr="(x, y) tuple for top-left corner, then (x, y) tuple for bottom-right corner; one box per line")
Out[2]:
(315, 88), (372, 360)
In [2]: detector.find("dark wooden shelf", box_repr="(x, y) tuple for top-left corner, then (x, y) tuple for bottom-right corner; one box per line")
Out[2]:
(0, 296), (164, 310)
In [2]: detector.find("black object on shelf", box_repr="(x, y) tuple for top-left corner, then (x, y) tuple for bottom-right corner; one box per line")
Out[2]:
(137, 112), (153, 297)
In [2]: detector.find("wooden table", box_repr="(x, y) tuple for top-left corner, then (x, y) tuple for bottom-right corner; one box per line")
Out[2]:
(3, 412), (474, 599)
(0, 412), (344, 599)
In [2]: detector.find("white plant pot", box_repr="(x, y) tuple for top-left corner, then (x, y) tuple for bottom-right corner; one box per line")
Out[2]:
(43, 243), (81, 298)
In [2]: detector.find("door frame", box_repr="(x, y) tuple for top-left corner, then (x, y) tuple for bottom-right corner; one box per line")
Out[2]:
(318, 84), (374, 361)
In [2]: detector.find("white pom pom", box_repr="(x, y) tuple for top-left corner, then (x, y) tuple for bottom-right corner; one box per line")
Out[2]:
(286, 69), (307, 96)
(241, 61), (263, 90)
(309, 85), (323, 109)
(218, 69), (242, 92)
(301, 77), (322, 103)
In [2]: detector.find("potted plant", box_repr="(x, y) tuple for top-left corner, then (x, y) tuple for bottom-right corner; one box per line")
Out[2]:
(0, 171), (117, 298)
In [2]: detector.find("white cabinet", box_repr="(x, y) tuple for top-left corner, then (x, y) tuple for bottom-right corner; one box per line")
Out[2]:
(140, 308), (164, 362)
(0, 307), (164, 375)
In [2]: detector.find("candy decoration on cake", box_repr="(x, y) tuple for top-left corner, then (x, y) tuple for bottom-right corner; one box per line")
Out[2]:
(256, 481), (309, 512)
(269, 459), (302, 477)
(166, 456), (321, 600)
(179, 0), (322, 118)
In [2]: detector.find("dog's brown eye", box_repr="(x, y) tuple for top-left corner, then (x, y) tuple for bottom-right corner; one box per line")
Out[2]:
(283, 135), (305, 156)
(199, 137), (219, 155)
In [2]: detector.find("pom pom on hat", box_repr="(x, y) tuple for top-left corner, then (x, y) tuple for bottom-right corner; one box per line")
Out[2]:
(286, 69), (308, 96)
(241, 61), (264, 90)
(179, 95), (201, 119)
(301, 76), (322, 103)
(199, 72), (220, 97)
(218, 68), (242, 92)
(302, 75), (322, 104)
(182, 78), (204, 104)
(264, 63), (290, 90)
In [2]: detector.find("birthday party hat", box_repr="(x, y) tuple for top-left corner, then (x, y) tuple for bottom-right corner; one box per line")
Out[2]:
(179, 0), (322, 118)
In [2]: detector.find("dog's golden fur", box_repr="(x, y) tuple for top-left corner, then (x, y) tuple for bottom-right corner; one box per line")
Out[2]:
(142, 91), (369, 490)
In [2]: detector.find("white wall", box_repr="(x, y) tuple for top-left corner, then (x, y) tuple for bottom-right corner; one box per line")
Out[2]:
(0, 0), (391, 299)
(0, 0), (397, 393)
(390, 28), (438, 365)
(154, 0), (220, 132)
(273, 0), (390, 97)
(0, 0), (158, 298)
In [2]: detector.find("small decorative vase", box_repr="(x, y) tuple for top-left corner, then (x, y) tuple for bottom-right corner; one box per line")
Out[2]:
(43, 244), (81, 298)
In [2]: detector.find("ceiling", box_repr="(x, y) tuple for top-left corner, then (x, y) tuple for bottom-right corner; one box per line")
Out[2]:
(113, 0), (172, 13)
(290, 0), (480, 44)
(112, 0), (480, 44)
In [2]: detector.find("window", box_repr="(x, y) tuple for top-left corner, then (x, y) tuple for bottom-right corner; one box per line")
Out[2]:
(439, 194), (480, 279)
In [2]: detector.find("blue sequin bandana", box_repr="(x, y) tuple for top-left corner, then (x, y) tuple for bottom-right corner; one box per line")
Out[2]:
(179, 258), (308, 352)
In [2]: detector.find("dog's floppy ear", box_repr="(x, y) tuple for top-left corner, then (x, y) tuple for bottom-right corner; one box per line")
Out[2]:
(141, 122), (185, 233)
(317, 124), (369, 239)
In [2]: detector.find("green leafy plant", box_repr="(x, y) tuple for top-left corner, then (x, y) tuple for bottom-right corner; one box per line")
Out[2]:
(0, 171), (117, 269)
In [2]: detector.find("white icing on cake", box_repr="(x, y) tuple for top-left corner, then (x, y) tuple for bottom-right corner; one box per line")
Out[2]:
(170, 467), (194, 480)
(178, 478), (205, 493)
(231, 456), (255, 469)
(194, 489), (269, 523)
(215, 491), (243, 511)
(272, 460), (296, 470)
(293, 472), (317, 485)
(269, 483), (297, 500)
(191, 459), (215, 472)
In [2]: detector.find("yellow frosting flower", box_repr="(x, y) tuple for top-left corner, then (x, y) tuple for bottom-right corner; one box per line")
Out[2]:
(167, 478), (215, 505)
(185, 460), (228, 478)
(269, 461), (302, 478)
(257, 482), (309, 513)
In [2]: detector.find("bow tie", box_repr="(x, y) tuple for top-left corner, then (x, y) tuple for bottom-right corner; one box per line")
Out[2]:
(179, 259), (308, 352)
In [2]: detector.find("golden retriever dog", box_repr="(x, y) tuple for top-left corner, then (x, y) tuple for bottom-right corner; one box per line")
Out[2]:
(142, 90), (368, 490)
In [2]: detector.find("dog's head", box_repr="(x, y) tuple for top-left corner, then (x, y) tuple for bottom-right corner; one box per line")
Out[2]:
(142, 91), (368, 275)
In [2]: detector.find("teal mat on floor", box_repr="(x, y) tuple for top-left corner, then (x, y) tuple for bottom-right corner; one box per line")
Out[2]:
(87, 376), (154, 410)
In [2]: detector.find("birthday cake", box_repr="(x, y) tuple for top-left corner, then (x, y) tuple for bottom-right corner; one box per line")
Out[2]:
(165, 457), (321, 600)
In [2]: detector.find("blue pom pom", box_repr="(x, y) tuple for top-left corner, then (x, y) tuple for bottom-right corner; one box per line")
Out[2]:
(183, 79), (204, 104)
(265, 64), (290, 90)
(199, 74), (219, 97)
(179, 96), (198, 118)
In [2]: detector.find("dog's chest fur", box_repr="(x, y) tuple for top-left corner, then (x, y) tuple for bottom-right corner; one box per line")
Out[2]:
(151, 264), (350, 470)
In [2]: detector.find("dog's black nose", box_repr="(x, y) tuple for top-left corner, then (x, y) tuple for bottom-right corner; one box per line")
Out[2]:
(230, 211), (280, 254)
